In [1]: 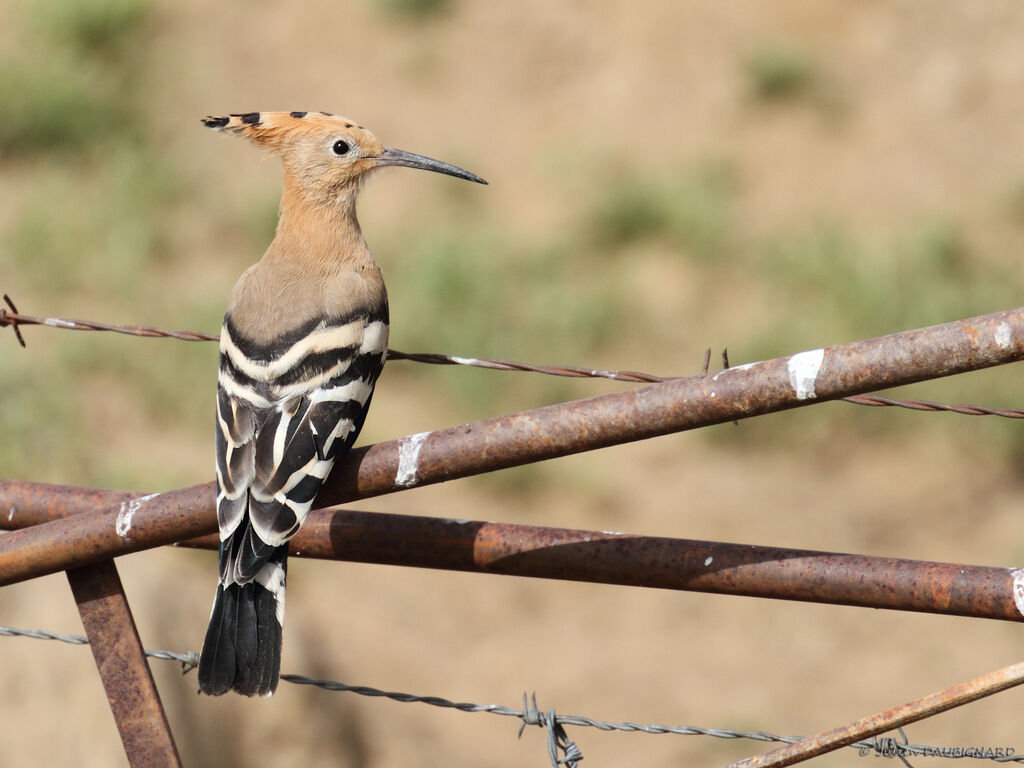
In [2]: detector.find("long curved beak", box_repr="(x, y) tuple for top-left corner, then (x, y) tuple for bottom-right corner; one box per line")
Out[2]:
(376, 146), (487, 185)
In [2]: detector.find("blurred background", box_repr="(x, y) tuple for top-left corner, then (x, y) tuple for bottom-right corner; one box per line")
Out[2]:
(2, 1), (1024, 765)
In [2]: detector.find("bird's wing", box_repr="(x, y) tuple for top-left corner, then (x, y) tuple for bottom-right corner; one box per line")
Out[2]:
(215, 311), (387, 586)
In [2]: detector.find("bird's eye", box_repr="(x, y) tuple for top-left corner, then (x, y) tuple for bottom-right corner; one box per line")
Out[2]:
(332, 140), (350, 156)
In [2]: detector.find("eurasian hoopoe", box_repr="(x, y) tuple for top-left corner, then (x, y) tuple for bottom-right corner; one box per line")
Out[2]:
(197, 111), (486, 697)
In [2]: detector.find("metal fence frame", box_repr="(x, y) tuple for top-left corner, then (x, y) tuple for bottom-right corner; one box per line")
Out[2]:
(3, 306), (1024, 766)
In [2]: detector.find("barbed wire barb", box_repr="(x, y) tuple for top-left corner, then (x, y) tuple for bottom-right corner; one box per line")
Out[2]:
(2, 294), (26, 347)
(520, 693), (584, 768)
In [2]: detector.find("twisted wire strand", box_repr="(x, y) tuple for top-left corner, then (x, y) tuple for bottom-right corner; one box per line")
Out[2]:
(1, 622), (1020, 763)
(0, 623), (200, 670)
(3, 298), (1023, 419)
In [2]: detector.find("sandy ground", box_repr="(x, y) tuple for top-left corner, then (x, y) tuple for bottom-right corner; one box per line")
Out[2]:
(3, 1), (1024, 766)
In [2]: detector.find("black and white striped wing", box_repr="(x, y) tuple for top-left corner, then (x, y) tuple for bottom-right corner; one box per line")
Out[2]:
(215, 309), (388, 586)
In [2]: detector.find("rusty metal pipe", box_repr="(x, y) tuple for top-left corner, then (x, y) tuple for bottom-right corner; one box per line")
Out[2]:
(5, 496), (1024, 622)
(67, 560), (183, 767)
(219, 508), (1024, 623)
(0, 484), (212, 585)
(1, 308), (1024, 585)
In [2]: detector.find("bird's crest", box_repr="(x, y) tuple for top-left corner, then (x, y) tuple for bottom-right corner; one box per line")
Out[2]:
(201, 111), (370, 153)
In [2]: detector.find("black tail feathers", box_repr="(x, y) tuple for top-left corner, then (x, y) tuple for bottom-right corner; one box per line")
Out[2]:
(198, 580), (283, 697)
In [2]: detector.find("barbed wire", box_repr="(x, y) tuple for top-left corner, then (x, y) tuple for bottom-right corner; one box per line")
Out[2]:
(2, 621), (1019, 766)
(0, 622), (200, 672)
(0, 295), (217, 345)
(3, 295), (1024, 420)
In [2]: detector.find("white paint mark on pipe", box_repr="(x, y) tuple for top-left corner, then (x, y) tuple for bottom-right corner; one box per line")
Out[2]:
(787, 348), (825, 400)
(995, 323), (1012, 350)
(115, 492), (158, 539)
(1011, 569), (1024, 618)
(396, 432), (430, 487)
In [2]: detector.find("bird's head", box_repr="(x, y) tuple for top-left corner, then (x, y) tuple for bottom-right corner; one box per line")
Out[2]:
(202, 111), (486, 208)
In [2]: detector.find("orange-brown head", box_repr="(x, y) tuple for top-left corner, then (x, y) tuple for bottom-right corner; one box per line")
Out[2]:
(202, 111), (486, 208)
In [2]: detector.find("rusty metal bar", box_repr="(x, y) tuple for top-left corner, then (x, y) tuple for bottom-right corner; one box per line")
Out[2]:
(66, 559), (183, 767)
(1, 307), (1023, 585)
(205, 508), (1024, 623)
(2, 482), (137, 524)
(4, 497), (1024, 622)
(0, 484), (212, 586)
(725, 660), (1024, 768)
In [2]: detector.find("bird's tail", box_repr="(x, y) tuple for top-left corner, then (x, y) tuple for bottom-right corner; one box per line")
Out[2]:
(198, 552), (287, 697)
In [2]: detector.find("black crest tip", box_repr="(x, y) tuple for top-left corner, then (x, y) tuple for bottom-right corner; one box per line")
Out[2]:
(201, 115), (231, 129)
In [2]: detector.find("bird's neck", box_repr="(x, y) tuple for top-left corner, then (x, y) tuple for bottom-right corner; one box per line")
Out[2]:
(264, 179), (373, 276)
(224, 178), (386, 342)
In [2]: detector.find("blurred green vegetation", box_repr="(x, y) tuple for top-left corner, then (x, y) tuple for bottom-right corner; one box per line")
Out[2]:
(753, 219), (987, 350)
(35, 0), (152, 56)
(0, 0), (152, 156)
(2, 0), (1023, 495)
(1006, 178), (1024, 226)
(374, 0), (452, 19)
(587, 159), (737, 260)
(743, 43), (817, 103)
(742, 41), (846, 118)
